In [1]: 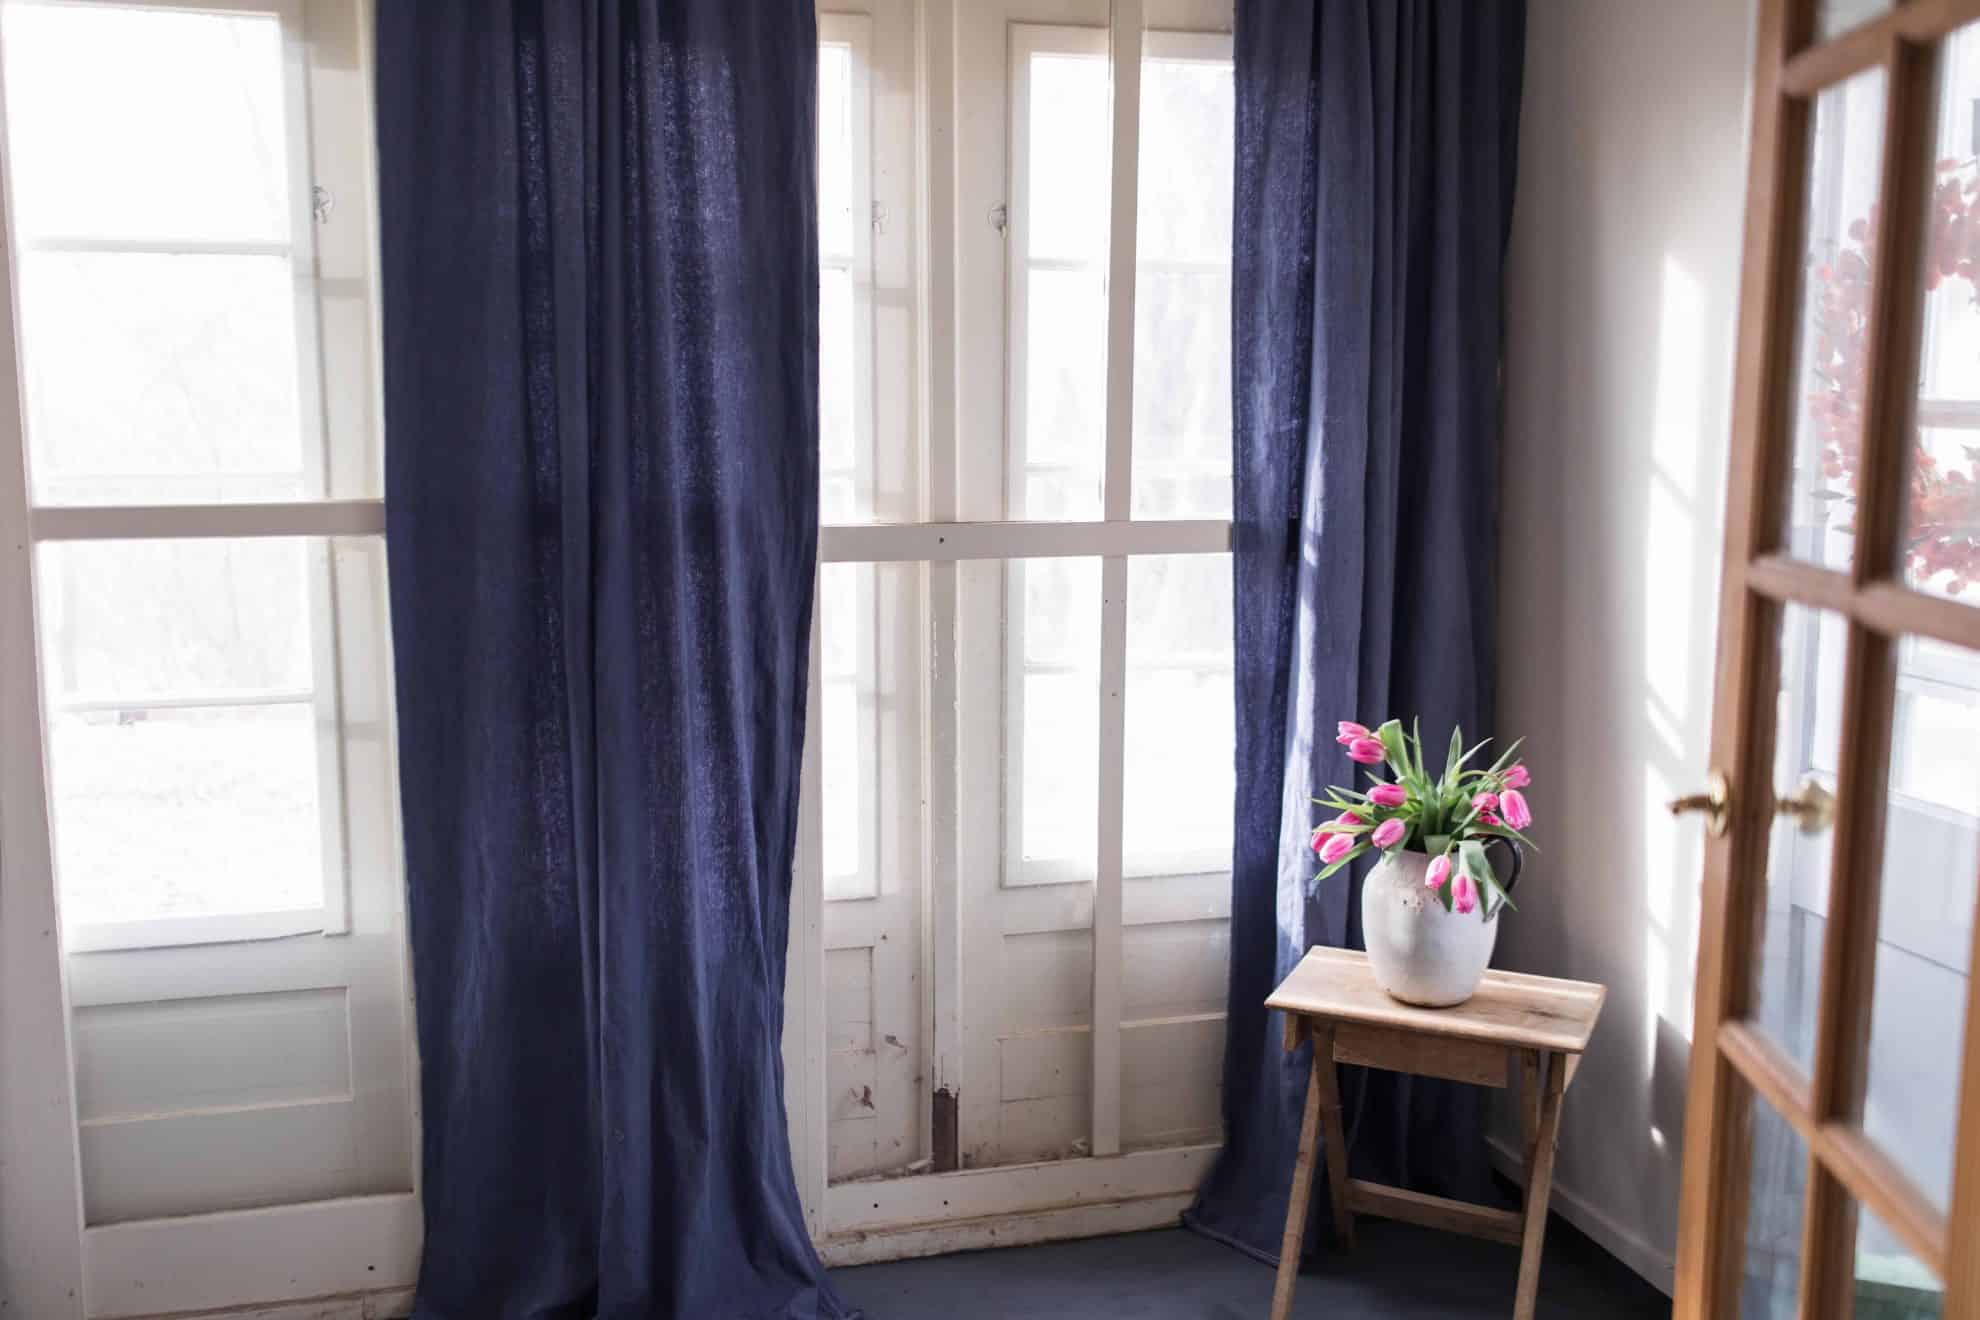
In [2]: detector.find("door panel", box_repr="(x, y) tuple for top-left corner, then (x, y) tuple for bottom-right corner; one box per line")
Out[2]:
(1676, 3), (1980, 1316)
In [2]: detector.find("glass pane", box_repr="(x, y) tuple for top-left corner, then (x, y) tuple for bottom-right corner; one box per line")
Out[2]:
(1783, 68), (1888, 573)
(1902, 20), (1980, 602)
(1819, 0), (1892, 41)
(1132, 40), (1233, 520)
(819, 562), (921, 904)
(1007, 558), (1101, 885)
(1755, 604), (1848, 1071)
(1740, 1087), (1809, 1318)
(1124, 554), (1232, 876)
(16, 252), (308, 505)
(820, 265), (859, 524)
(818, 40), (856, 263)
(1011, 36), (1108, 522)
(1855, 1202), (1945, 1317)
(1023, 48), (1109, 263)
(1863, 636), (1978, 1214)
(1019, 267), (1107, 520)
(0, 2), (292, 243)
(37, 540), (331, 933)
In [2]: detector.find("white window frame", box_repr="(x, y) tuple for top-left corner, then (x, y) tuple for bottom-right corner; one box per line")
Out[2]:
(0, 0), (412, 1313)
(4, 0), (387, 954)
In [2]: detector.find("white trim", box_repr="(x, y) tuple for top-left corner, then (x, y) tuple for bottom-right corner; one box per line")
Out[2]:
(108, 1286), (412, 1320)
(824, 1140), (1214, 1235)
(19, 236), (294, 259)
(821, 516), (1228, 562)
(30, 500), (386, 542)
(817, 1190), (1192, 1266)
(82, 1192), (421, 1320)
(65, 908), (328, 956)
(786, 564), (829, 1232)
(0, 19), (88, 1307)
(1142, 26), (1232, 61)
(1087, 0), (1144, 1163)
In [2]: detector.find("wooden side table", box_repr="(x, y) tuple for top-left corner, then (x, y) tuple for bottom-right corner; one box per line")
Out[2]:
(1266, 947), (1605, 1320)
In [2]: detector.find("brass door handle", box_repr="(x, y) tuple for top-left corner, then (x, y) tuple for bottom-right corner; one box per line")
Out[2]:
(1773, 776), (1835, 834)
(1669, 769), (1731, 838)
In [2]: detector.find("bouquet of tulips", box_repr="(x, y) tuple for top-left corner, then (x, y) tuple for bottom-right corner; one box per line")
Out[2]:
(1311, 718), (1533, 918)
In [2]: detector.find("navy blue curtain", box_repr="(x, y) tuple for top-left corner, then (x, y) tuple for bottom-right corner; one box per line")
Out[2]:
(1185, 0), (1526, 1265)
(377, 4), (855, 1317)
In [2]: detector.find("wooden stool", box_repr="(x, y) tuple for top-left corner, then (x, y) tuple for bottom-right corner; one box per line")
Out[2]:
(1266, 947), (1605, 1320)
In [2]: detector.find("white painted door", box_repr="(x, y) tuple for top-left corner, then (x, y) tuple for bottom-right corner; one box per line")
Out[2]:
(0, 1), (417, 1315)
(789, 0), (1239, 1257)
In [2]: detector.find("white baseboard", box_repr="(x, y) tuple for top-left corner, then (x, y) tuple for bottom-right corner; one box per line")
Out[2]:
(1486, 1134), (1674, 1297)
(107, 1285), (414, 1320)
(817, 1191), (1192, 1267)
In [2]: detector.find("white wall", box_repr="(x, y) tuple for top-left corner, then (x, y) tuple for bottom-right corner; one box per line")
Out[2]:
(1494, 0), (1758, 1293)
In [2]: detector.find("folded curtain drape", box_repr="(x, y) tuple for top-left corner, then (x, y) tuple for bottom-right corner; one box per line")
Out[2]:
(1186, 0), (1527, 1265)
(376, 3), (856, 1315)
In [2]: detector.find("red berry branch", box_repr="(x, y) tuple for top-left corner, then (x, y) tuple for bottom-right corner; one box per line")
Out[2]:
(1807, 160), (1980, 595)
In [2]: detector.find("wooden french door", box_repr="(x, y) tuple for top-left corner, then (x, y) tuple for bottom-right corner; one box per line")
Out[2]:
(1676, 1), (1980, 1316)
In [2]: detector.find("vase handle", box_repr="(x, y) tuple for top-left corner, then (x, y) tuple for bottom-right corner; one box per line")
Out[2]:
(1487, 838), (1523, 915)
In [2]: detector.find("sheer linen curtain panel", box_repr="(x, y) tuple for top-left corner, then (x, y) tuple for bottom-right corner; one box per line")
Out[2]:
(376, 3), (857, 1317)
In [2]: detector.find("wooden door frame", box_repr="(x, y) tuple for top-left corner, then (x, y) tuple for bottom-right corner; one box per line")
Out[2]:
(1676, 2), (1980, 1316)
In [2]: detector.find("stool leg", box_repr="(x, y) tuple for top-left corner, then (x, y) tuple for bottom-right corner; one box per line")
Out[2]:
(1513, 1050), (1567, 1320)
(1311, 1026), (1354, 1250)
(1270, 1026), (1326, 1320)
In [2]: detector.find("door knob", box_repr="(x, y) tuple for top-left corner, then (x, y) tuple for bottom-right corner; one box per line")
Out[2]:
(1668, 769), (1731, 838)
(1773, 776), (1835, 834)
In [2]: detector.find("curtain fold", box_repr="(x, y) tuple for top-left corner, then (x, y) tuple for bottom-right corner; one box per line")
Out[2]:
(377, 3), (855, 1316)
(1186, 0), (1526, 1265)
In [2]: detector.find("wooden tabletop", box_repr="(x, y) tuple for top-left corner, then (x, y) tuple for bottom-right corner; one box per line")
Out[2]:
(1266, 947), (1606, 1054)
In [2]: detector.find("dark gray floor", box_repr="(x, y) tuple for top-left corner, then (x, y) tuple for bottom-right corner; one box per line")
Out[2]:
(836, 1219), (1671, 1319)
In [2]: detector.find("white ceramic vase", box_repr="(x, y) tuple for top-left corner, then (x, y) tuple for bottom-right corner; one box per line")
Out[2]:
(1360, 849), (1501, 1007)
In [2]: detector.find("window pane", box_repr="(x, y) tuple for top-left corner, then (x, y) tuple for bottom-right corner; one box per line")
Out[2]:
(1740, 1086), (1808, 1319)
(1781, 69), (1887, 574)
(17, 252), (308, 505)
(1008, 558), (1101, 885)
(1818, 0), (1891, 41)
(1754, 604), (1847, 1073)
(1864, 637), (1978, 1216)
(1010, 35), (1108, 522)
(818, 41), (856, 262)
(1124, 554), (1232, 876)
(1132, 42), (1233, 520)
(37, 539), (334, 935)
(820, 265), (859, 524)
(1855, 1202), (1944, 1316)
(0, 2), (292, 243)
(1023, 50), (1109, 264)
(1902, 20), (1980, 603)
(1020, 267), (1107, 520)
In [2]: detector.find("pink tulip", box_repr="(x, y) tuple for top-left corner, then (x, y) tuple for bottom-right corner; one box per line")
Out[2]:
(1503, 763), (1531, 790)
(1501, 789), (1532, 831)
(1368, 783), (1407, 808)
(1371, 818), (1406, 849)
(1471, 791), (1499, 814)
(1478, 810), (1501, 827)
(1335, 810), (1365, 827)
(1336, 721), (1371, 746)
(1425, 854), (1451, 891)
(1346, 737), (1386, 765)
(1310, 827), (1326, 854)
(1319, 832), (1355, 865)
(1452, 869), (1479, 915)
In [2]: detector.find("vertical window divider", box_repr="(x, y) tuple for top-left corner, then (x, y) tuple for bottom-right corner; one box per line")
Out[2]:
(1090, 0), (1143, 1161)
